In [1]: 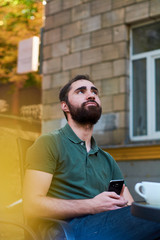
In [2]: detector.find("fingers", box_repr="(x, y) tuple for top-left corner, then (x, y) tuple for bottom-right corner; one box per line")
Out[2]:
(105, 191), (128, 208)
(108, 189), (128, 206)
(112, 195), (127, 205)
(112, 205), (122, 210)
(107, 191), (121, 199)
(107, 199), (128, 211)
(92, 191), (128, 213)
(111, 195), (128, 208)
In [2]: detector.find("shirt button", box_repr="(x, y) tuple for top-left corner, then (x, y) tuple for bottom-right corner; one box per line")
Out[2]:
(81, 142), (84, 145)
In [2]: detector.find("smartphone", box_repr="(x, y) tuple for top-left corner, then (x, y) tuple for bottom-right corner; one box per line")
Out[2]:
(108, 179), (124, 195)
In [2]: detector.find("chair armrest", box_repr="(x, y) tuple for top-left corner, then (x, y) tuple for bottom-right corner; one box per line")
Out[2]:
(0, 219), (38, 240)
(37, 217), (75, 240)
(6, 198), (22, 208)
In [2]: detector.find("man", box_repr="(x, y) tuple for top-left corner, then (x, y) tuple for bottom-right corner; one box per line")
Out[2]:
(23, 75), (160, 240)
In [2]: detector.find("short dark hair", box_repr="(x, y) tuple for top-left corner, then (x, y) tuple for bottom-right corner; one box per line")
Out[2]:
(59, 74), (93, 120)
(59, 74), (92, 103)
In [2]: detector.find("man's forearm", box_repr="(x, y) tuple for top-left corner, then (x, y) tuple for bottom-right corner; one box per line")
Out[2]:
(23, 191), (128, 220)
(23, 196), (94, 219)
(23, 170), (94, 219)
(23, 170), (129, 220)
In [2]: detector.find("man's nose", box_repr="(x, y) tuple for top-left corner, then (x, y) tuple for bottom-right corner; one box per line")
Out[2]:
(86, 91), (95, 100)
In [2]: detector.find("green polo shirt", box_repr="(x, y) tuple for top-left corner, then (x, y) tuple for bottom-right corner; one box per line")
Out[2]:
(26, 123), (124, 199)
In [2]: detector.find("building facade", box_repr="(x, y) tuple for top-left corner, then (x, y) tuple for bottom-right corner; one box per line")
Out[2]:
(42, 0), (160, 199)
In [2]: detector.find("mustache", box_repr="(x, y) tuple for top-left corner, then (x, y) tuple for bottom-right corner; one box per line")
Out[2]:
(82, 100), (99, 107)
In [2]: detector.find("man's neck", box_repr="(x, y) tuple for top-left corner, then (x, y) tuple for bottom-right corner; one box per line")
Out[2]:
(68, 119), (93, 152)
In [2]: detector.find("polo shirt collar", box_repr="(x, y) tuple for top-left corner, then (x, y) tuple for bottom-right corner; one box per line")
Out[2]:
(62, 123), (82, 143)
(62, 123), (99, 153)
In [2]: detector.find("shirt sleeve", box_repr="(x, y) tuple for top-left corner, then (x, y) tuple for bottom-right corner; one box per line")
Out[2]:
(105, 152), (126, 183)
(26, 134), (58, 174)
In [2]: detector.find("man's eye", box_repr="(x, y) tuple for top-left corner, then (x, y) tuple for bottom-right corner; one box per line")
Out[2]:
(77, 90), (84, 94)
(92, 90), (98, 95)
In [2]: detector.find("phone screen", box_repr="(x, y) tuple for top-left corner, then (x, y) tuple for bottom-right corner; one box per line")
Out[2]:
(108, 179), (124, 195)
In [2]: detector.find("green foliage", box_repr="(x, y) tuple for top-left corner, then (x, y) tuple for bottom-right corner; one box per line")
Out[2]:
(0, 0), (43, 30)
(24, 73), (41, 88)
(0, 0), (43, 85)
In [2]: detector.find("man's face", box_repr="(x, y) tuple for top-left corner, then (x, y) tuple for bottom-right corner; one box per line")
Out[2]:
(67, 80), (102, 125)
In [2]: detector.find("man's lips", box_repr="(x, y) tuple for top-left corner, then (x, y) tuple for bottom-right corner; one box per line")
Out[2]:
(84, 101), (98, 107)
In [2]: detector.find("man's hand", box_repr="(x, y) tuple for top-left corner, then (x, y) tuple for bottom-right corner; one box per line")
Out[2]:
(91, 191), (128, 214)
(23, 170), (133, 219)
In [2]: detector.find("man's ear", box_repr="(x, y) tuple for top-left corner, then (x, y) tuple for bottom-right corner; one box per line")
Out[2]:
(61, 102), (69, 113)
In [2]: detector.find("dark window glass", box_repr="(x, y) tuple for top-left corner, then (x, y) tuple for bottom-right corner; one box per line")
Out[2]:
(133, 22), (160, 54)
(155, 58), (160, 131)
(133, 59), (147, 136)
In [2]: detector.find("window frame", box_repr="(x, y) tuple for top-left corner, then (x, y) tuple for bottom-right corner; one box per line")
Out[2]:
(130, 22), (160, 141)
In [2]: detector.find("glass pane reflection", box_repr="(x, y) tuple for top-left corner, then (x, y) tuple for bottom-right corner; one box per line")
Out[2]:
(156, 58), (160, 131)
(133, 22), (160, 54)
(133, 59), (147, 136)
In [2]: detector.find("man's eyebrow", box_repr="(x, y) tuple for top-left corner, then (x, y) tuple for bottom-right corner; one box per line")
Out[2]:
(91, 86), (99, 92)
(74, 86), (99, 92)
(74, 86), (87, 92)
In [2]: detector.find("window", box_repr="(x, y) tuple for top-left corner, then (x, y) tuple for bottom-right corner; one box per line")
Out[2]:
(130, 22), (160, 141)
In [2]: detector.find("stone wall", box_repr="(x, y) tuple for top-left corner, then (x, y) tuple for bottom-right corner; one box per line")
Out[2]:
(42, 0), (160, 146)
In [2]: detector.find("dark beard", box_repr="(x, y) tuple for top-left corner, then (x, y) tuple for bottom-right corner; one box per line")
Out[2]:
(67, 100), (102, 125)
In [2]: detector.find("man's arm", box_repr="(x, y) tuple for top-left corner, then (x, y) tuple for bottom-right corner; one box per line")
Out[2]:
(23, 170), (128, 220)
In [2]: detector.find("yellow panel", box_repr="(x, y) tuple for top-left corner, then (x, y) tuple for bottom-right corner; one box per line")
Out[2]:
(103, 145), (160, 161)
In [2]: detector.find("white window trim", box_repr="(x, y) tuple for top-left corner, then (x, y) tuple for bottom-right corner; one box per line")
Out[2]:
(130, 24), (160, 141)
